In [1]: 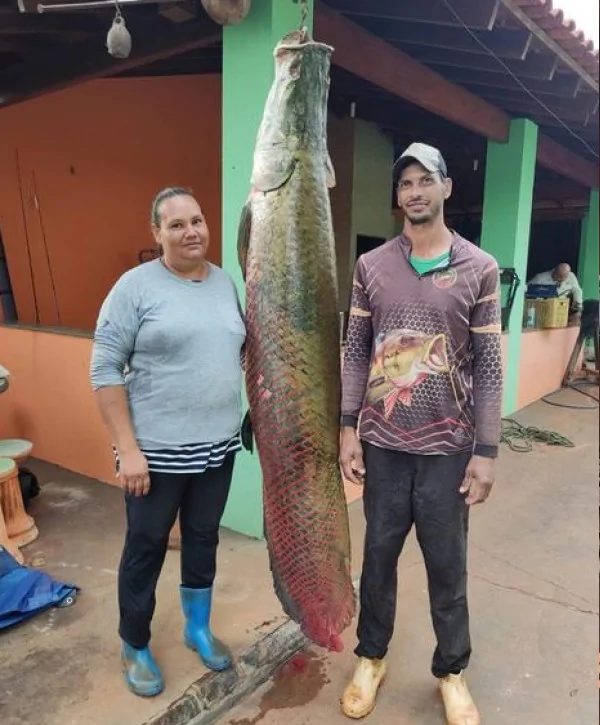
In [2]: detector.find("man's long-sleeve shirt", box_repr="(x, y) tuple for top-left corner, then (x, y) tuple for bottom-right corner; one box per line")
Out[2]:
(341, 233), (503, 458)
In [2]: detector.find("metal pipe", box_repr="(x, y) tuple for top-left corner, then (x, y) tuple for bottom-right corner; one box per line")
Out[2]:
(36, 0), (179, 12)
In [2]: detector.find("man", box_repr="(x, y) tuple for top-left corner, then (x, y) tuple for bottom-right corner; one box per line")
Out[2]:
(528, 263), (583, 321)
(339, 143), (502, 725)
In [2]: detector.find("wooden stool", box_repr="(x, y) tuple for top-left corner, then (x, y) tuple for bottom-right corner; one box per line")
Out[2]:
(0, 438), (33, 464)
(0, 444), (39, 548)
(0, 458), (25, 564)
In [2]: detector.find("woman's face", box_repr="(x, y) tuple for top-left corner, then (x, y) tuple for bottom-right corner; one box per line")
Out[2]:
(153, 194), (209, 268)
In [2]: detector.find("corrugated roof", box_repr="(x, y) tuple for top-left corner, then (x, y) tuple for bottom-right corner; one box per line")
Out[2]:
(513, 0), (599, 79)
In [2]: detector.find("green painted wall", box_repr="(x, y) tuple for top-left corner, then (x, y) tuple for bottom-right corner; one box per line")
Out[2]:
(579, 188), (599, 301)
(480, 118), (538, 415)
(221, 0), (314, 538)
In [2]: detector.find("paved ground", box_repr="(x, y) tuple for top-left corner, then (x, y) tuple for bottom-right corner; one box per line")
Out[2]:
(0, 394), (597, 725)
(0, 462), (291, 725)
(222, 392), (599, 725)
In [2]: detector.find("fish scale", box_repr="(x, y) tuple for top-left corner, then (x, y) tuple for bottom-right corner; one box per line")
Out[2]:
(238, 29), (355, 650)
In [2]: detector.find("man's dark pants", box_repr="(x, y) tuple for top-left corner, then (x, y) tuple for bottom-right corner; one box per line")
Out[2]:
(355, 442), (472, 678)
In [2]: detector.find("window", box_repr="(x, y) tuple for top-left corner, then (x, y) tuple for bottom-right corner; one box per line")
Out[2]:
(0, 232), (17, 323)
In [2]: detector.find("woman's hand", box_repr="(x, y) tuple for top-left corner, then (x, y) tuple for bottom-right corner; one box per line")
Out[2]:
(118, 448), (150, 497)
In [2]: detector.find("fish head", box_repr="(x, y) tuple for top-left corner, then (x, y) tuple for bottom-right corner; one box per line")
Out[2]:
(380, 331), (449, 387)
(271, 29), (333, 144)
(251, 30), (335, 192)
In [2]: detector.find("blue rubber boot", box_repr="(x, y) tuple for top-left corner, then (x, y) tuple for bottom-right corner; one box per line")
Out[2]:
(121, 642), (164, 697)
(180, 586), (233, 671)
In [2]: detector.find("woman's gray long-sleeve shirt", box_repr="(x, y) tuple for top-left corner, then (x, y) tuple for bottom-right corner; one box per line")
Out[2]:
(90, 259), (246, 450)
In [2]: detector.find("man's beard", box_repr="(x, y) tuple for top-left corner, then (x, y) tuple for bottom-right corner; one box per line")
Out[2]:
(405, 203), (442, 226)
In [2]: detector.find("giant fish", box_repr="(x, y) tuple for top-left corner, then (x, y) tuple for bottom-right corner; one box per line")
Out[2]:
(237, 28), (355, 652)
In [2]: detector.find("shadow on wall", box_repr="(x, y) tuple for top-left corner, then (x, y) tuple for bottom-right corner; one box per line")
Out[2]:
(0, 75), (223, 332)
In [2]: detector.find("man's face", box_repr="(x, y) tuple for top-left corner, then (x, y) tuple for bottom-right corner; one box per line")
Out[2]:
(397, 163), (452, 226)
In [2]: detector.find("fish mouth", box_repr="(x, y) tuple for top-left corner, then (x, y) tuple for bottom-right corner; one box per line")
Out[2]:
(421, 334), (449, 373)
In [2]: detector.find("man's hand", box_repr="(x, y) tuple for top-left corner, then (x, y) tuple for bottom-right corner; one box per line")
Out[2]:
(339, 427), (366, 485)
(460, 455), (496, 505)
(118, 448), (151, 497)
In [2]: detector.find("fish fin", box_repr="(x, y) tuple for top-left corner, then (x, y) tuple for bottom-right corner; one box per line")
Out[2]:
(237, 199), (252, 281)
(397, 388), (412, 407)
(241, 410), (254, 453)
(252, 151), (297, 193)
(383, 390), (399, 418)
(325, 150), (336, 189)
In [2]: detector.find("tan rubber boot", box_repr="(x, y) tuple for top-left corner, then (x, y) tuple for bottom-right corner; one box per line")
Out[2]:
(439, 671), (481, 725)
(341, 657), (387, 720)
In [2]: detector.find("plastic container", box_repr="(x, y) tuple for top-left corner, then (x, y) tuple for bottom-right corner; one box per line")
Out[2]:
(524, 301), (537, 329)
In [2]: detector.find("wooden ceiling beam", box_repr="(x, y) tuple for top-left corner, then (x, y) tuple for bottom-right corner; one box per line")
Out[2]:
(357, 19), (534, 60)
(406, 44), (559, 80)
(328, 0), (500, 31)
(465, 89), (597, 121)
(537, 135), (598, 189)
(0, 14), (219, 106)
(0, 13), (101, 33)
(436, 64), (580, 97)
(315, 3), (510, 141)
(318, 4), (598, 188)
(534, 178), (589, 201)
(499, 0), (599, 93)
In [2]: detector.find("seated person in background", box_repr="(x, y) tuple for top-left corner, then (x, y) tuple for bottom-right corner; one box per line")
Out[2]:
(528, 263), (583, 323)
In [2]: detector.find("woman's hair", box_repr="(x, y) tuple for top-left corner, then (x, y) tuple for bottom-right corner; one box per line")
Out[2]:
(150, 187), (195, 227)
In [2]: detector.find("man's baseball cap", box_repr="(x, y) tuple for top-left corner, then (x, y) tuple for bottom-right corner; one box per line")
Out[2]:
(393, 142), (448, 181)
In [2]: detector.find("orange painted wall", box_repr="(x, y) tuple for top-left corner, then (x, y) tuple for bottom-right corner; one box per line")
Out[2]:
(0, 75), (222, 332)
(515, 327), (580, 410)
(500, 328), (578, 412)
(0, 326), (579, 488)
(0, 327), (115, 483)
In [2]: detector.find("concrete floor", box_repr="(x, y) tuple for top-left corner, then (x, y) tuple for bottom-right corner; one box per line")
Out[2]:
(0, 463), (289, 725)
(222, 393), (599, 725)
(0, 394), (597, 725)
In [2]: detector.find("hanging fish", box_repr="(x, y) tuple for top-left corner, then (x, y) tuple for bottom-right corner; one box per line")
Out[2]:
(201, 0), (251, 25)
(238, 28), (355, 652)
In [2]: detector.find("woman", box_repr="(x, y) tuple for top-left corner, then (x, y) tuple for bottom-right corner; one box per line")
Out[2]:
(90, 187), (246, 697)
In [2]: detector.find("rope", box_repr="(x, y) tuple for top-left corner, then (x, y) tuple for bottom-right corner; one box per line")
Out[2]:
(500, 418), (575, 453)
(300, 0), (308, 26)
(542, 381), (599, 410)
(293, 0), (309, 28)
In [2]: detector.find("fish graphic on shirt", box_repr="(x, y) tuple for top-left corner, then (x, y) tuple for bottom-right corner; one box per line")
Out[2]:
(366, 330), (450, 417)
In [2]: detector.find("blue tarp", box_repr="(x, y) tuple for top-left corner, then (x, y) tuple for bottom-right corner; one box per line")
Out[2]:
(0, 546), (79, 630)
